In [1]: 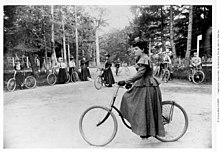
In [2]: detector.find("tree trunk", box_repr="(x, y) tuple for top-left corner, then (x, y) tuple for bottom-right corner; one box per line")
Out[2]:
(95, 29), (100, 67)
(204, 26), (212, 56)
(185, 5), (193, 66)
(170, 5), (177, 59)
(67, 40), (70, 67)
(28, 52), (39, 77)
(75, 5), (79, 70)
(51, 5), (57, 67)
(161, 6), (166, 52)
(43, 29), (49, 73)
(62, 7), (67, 64)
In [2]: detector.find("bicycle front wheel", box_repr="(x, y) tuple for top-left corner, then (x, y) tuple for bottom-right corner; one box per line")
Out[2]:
(71, 71), (80, 82)
(7, 78), (16, 92)
(162, 70), (170, 83)
(94, 76), (103, 90)
(65, 73), (70, 83)
(156, 101), (188, 142)
(47, 73), (57, 85)
(192, 71), (205, 84)
(24, 76), (36, 89)
(79, 106), (118, 146)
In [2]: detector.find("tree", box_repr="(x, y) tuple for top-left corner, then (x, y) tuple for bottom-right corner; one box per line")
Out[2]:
(84, 6), (108, 67)
(170, 5), (177, 59)
(185, 5), (193, 66)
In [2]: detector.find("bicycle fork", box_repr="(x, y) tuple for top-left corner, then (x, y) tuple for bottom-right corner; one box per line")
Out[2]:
(163, 101), (175, 124)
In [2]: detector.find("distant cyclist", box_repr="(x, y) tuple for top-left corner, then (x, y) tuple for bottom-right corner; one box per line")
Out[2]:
(162, 50), (173, 80)
(115, 58), (121, 76)
(190, 52), (202, 70)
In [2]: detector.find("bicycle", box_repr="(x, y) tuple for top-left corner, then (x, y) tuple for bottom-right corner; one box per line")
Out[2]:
(161, 63), (171, 83)
(70, 68), (80, 82)
(94, 68), (107, 90)
(153, 63), (161, 77)
(47, 67), (70, 85)
(7, 70), (36, 92)
(188, 66), (205, 84)
(79, 84), (189, 146)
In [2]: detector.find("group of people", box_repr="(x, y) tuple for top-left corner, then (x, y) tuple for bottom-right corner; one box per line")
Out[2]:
(56, 56), (92, 84)
(12, 42), (205, 141)
(154, 50), (203, 81)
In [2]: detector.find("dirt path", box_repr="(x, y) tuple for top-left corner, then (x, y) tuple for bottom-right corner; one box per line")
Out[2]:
(3, 67), (212, 148)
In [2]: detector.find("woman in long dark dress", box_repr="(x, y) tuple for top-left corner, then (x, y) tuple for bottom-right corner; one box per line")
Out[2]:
(101, 54), (115, 87)
(57, 57), (67, 84)
(80, 57), (91, 81)
(118, 41), (165, 139)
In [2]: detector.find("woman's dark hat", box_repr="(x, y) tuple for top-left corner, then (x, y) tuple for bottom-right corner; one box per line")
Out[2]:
(105, 53), (110, 57)
(70, 55), (74, 59)
(132, 41), (148, 51)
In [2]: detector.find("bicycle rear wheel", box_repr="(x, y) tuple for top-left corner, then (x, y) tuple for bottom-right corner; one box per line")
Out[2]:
(153, 66), (160, 77)
(65, 73), (70, 83)
(7, 78), (16, 92)
(47, 73), (57, 85)
(162, 70), (170, 83)
(192, 71), (205, 84)
(71, 71), (80, 82)
(79, 106), (118, 146)
(25, 76), (36, 89)
(94, 76), (103, 90)
(156, 101), (188, 142)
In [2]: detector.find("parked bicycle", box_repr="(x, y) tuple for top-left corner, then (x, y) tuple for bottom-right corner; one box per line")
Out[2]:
(7, 70), (36, 92)
(79, 84), (189, 146)
(188, 66), (205, 84)
(161, 63), (171, 83)
(153, 63), (161, 77)
(94, 68), (107, 90)
(47, 67), (70, 85)
(70, 68), (80, 82)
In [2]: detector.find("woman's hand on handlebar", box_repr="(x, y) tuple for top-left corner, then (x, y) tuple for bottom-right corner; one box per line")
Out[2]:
(118, 80), (126, 86)
(117, 81), (133, 89)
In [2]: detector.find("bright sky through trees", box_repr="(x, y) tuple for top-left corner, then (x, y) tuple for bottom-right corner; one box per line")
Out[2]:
(99, 5), (134, 33)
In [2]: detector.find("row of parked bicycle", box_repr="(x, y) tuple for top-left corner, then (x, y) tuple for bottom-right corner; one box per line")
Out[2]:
(153, 65), (205, 84)
(6, 67), (80, 92)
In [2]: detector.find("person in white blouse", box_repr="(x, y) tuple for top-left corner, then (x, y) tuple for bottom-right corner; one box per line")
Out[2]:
(190, 52), (202, 69)
(69, 56), (77, 82)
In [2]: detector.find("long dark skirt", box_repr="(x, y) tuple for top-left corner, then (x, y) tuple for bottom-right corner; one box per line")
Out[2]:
(80, 67), (91, 81)
(69, 67), (74, 76)
(120, 86), (165, 137)
(57, 68), (67, 84)
(102, 69), (115, 85)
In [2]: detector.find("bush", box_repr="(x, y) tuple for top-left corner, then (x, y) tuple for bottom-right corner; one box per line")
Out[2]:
(173, 66), (212, 82)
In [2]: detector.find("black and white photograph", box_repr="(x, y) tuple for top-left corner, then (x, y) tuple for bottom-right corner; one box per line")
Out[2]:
(1, 0), (220, 151)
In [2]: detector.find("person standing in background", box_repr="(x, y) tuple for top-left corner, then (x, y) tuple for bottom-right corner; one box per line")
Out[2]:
(69, 56), (76, 80)
(102, 54), (115, 87)
(80, 57), (91, 81)
(115, 58), (121, 76)
(57, 57), (67, 84)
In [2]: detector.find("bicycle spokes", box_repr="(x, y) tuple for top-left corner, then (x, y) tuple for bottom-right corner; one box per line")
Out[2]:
(79, 106), (118, 146)
(156, 101), (188, 142)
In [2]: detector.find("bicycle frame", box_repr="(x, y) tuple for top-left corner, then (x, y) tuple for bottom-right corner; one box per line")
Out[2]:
(97, 85), (131, 129)
(97, 85), (177, 130)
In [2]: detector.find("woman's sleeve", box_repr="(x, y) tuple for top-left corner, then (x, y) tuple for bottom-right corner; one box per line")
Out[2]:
(125, 65), (147, 83)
